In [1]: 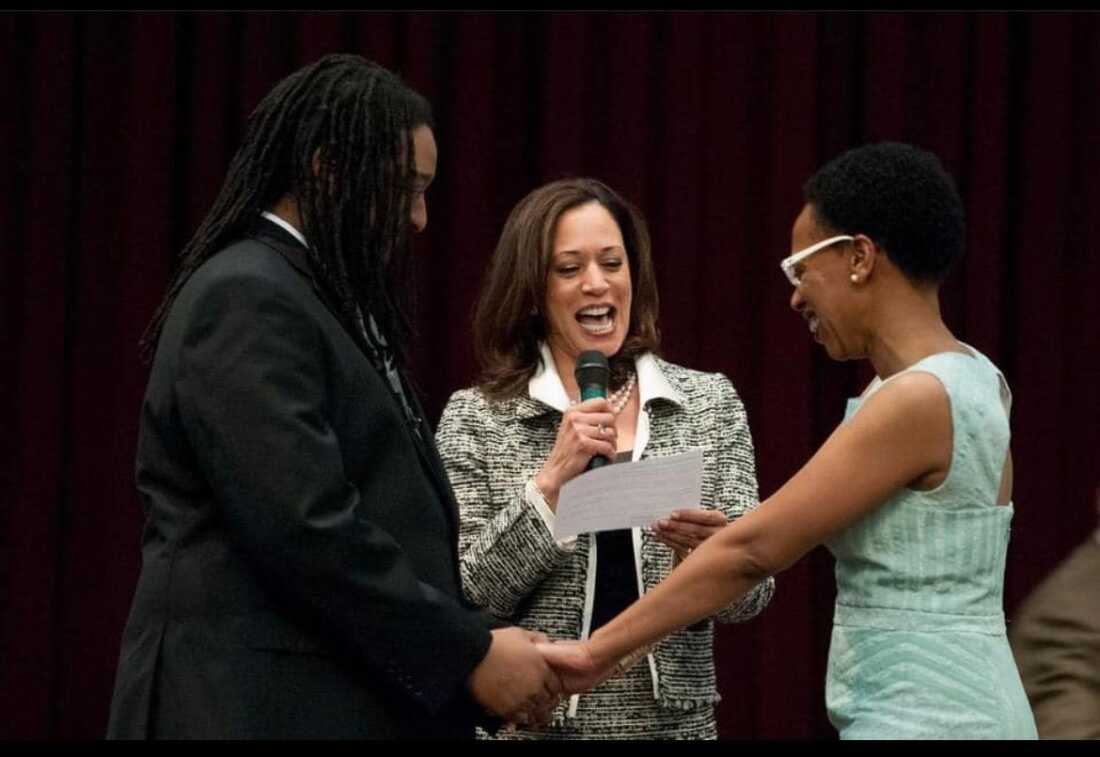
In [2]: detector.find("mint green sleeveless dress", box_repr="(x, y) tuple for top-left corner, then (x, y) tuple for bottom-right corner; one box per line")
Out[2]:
(824, 346), (1038, 739)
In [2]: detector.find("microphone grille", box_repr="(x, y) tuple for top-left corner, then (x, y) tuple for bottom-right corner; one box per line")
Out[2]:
(574, 350), (609, 386)
(575, 350), (609, 371)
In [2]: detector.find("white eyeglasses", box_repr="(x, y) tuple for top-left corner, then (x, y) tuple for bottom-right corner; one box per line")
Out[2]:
(780, 235), (854, 286)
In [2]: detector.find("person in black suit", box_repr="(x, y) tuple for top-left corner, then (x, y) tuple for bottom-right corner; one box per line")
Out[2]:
(106, 53), (561, 739)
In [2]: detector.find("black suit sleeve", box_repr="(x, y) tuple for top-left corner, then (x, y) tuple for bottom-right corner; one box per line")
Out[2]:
(173, 267), (492, 715)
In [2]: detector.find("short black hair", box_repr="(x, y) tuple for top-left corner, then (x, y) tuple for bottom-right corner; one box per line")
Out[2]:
(803, 142), (965, 285)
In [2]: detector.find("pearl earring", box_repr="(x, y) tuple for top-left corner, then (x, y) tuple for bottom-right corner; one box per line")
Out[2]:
(850, 274), (859, 283)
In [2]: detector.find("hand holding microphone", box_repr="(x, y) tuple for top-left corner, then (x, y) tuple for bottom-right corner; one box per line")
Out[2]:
(574, 350), (612, 470)
(533, 350), (617, 510)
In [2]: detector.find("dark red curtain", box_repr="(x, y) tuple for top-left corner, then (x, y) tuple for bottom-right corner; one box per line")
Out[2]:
(4, 11), (1098, 740)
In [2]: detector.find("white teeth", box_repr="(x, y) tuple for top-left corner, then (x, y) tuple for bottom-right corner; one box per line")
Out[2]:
(578, 306), (611, 316)
(808, 316), (819, 335)
(576, 305), (614, 335)
(579, 318), (614, 335)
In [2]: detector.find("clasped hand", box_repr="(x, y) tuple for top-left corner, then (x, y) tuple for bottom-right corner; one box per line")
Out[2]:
(468, 627), (564, 729)
(468, 628), (623, 730)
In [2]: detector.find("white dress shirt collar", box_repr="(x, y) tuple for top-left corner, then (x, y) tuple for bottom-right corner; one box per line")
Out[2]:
(528, 342), (683, 411)
(261, 210), (309, 249)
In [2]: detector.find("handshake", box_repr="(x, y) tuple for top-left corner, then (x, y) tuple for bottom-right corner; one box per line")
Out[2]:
(466, 626), (634, 729)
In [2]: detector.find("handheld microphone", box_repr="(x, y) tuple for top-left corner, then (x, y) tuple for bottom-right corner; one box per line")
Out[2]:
(574, 350), (611, 470)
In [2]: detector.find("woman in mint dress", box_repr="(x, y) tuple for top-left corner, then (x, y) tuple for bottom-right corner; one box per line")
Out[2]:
(539, 142), (1038, 739)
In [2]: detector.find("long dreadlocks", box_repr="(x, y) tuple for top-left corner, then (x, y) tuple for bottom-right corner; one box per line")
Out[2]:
(140, 53), (432, 365)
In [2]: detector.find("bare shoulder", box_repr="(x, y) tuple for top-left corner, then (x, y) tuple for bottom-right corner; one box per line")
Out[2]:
(844, 370), (954, 486)
(858, 370), (950, 428)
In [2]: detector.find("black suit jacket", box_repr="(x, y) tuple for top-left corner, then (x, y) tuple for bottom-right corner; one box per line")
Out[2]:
(108, 219), (494, 739)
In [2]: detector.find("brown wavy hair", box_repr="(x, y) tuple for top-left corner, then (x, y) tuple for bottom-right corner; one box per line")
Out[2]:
(474, 177), (661, 401)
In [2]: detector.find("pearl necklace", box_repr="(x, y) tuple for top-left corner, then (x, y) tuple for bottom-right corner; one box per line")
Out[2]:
(569, 370), (637, 415)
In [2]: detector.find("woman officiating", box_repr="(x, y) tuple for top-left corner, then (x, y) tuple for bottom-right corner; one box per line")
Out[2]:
(435, 177), (775, 740)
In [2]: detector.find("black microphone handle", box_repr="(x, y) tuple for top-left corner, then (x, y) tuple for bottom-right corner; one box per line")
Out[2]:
(581, 381), (609, 470)
(575, 350), (610, 471)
